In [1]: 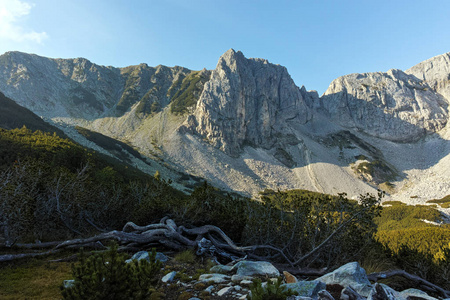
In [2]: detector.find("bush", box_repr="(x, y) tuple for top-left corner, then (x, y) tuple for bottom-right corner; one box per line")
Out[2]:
(61, 243), (162, 300)
(248, 277), (297, 300)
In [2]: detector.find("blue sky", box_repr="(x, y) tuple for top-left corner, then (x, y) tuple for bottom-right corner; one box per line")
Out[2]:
(1, 0), (450, 95)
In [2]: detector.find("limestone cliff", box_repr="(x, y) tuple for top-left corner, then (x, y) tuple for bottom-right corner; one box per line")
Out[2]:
(188, 49), (311, 156)
(320, 69), (448, 142)
(406, 52), (450, 101)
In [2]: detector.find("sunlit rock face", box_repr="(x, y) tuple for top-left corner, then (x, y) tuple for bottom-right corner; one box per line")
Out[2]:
(406, 52), (450, 101)
(189, 49), (311, 156)
(320, 69), (448, 142)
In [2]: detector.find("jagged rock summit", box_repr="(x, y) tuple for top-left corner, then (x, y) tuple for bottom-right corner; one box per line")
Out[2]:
(188, 49), (311, 156)
(406, 52), (450, 101)
(320, 68), (448, 142)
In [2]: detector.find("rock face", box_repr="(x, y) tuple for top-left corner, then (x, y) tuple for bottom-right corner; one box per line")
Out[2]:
(316, 262), (372, 297)
(320, 69), (448, 142)
(189, 49), (311, 156)
(406, 52), (450, 101)
(0, 51), (195, 119)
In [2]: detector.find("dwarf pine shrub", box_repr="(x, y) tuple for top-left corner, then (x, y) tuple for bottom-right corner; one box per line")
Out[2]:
(61, 243), (162, 300)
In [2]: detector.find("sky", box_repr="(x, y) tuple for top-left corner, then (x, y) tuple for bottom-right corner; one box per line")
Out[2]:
(1, 0), (450, 95)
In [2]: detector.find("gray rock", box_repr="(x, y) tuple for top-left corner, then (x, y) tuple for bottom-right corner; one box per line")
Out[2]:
(161, 271), (177, 283)
(240, 279), (254, 286)
(217, 286), (233, 296)
(232, 260), (280, 277)
(321, 69), (448, 142)
(126, 251), (168, 263)
(281, 280), (326, 299)
(198, 273), (230, 283)
(231, 275), (254, 283)
(406, 52), (450, 102)
(188, 298), (201, 300)
(341, 286), (364, 300)
(367, 283), (406, 300)
(209, 264), (233, 274)
(204, 285), (214, 294)
(155, 252), (169, 262)
(189, 49), (310, 157)
(317, 262), (372, 297)
(400, 288), (438, 300)
(318, 289), (335, 300)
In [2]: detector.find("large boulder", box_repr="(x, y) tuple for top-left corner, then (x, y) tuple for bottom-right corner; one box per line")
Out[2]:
(231, 260), (280, 277)
(317, 262), (372, 297)
(367, 283), (406, 300)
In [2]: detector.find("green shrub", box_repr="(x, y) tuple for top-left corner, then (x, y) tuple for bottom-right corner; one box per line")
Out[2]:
(61, 244), (162, 300)
(248, 277), (297, 300)
(170, 71), (209, 115)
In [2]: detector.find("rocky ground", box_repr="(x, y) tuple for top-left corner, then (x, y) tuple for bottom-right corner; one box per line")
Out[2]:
(62, 250), (446, 300)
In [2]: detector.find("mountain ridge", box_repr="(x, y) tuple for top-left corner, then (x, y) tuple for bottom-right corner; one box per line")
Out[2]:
(1, 49), (450, 206)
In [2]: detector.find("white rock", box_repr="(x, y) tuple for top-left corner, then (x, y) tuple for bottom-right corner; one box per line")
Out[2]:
(217, 286), (233, 297)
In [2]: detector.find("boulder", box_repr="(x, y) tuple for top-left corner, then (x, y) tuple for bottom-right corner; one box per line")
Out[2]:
(198, 273), (230, 283)
(217, 286), (233, 296)
(232, 260), (280, 277)
(400, 288), (438, 300)
(367, 283), (406, 300)
(125, 251), (168, 263)
(317, 262), (372, 297)
(209, 264), (233, 274)
(161, 271), (177, 283)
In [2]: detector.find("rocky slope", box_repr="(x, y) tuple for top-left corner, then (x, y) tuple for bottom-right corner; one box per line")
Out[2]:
(2, 49), (450, 205)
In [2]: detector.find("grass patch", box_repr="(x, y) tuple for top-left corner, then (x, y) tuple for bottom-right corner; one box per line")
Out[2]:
(0, 257), (71, 299)
(427, 195), (450, 208)
(173, 250), (196, 264)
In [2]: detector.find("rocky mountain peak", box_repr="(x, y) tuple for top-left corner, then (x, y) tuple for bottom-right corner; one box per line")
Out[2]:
(406, 52), (450, 101)
(187, 49), (311, 156)
(320, 68), (448, 142)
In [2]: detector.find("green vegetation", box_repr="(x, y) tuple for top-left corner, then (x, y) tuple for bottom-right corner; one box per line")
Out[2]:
(135, 86), (162, 115)
(375, 203), (441, 231)
(75, 126), (143, 162)
(116, 67), (144, 113)
(427, 195), (450, 208)
(246, 189), (382, 268)
(356, 159), (397, 184)
(0, 126), (183, 242)
(173, 250), (196, 264)
(248, 277), (298, 300)
(372, 202), (450, 290)
(0, 256), (71, 299)
(170, 71), (209, 115)
(0, 92), (65, 136)
(61, 243), (162, 299)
